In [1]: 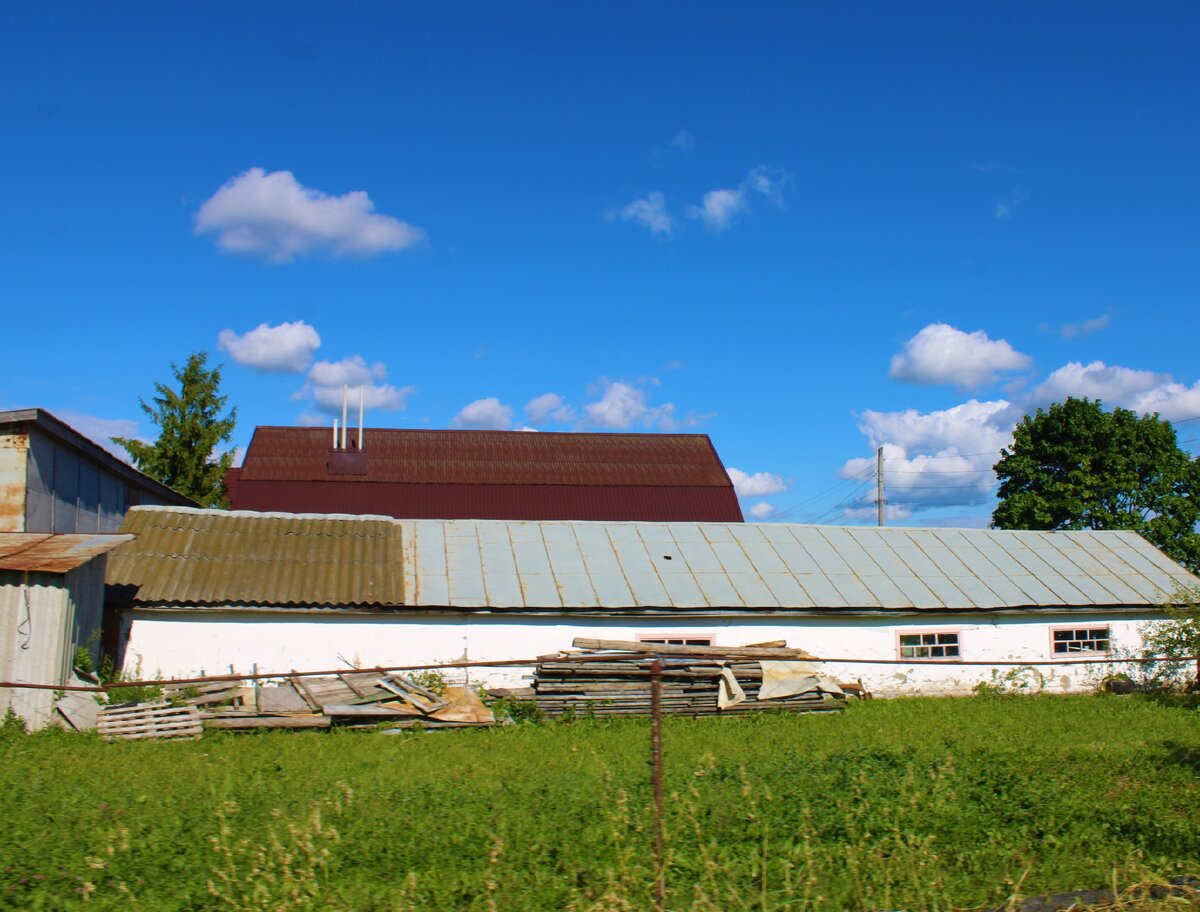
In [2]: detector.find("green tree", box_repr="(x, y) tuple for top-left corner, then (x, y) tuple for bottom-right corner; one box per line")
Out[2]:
(992, 397), (1200, 572)
(115, 352), (237, 508)
(1140, 590), (1200, 689)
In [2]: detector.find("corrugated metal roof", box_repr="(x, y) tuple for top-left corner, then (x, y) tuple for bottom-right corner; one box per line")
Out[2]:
(0, 533), (134, 573)
(107, 509), (403, 607)
(108, 507), (1200, 613)
(225, 481), (744, 523)
(236, 427), (734, 486)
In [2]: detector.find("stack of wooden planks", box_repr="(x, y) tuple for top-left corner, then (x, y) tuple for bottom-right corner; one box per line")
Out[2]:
(104, 672), (495, 738)
(530, 638), (852, 718)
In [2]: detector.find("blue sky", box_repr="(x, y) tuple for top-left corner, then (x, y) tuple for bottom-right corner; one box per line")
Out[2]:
(2, 3), (1198, 525)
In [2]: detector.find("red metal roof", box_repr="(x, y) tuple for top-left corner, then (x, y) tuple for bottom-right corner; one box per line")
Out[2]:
(227, 427), (743, 522)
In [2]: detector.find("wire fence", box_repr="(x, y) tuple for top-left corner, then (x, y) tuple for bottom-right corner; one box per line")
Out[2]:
(1, 650), (1197, 694)
(3, 649), (1199, 912)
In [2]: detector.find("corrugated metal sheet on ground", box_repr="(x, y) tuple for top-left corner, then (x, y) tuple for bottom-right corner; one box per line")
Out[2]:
(0, 533), (133, 572)
(107, 509), (403, 607)
(108, 507), (1200, 613)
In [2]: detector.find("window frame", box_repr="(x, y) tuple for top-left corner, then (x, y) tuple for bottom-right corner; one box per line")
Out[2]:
(895, 629), (963, 662)
(635, 632), (717, 647)
(1049, 625), (1112, 658)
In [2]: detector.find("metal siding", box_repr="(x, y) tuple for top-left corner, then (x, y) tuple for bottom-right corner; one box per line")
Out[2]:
(77, 463), (99, 534)
(52, 445), (78, 534)
(0, 571), (70, 727)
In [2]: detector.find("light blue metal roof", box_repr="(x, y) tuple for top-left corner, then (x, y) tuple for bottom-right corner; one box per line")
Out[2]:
(121, 508), (1200, 614)
(403, 519), (1199, 613)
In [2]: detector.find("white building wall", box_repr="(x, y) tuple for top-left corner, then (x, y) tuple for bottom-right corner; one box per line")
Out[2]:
(123, 609), (1165, 696)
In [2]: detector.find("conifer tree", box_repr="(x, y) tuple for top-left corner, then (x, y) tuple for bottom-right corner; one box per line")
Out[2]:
(115, 352), (237, 508)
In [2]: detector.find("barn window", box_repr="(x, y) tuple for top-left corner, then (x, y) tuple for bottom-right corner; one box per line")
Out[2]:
(897, 631), (960, 660)
(1051, 627), (1111, 655)
(636, 634), (715, 647)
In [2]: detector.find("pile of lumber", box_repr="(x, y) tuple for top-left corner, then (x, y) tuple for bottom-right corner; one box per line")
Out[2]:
(102, 672), (494, 739)
(530, 638), (854, 718)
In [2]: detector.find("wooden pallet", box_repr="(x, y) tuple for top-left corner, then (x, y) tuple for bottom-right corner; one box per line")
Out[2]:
(98, 702), (203, 741)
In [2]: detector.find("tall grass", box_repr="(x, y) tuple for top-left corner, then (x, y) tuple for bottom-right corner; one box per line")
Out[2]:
(0, 695), (1196, 910)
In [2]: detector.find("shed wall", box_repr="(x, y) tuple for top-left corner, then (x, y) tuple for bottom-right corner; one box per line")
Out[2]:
(121, 610), (1166, 697)
(0, 559), (108, 728)
(0, 432), (28, 533)
(0, 571), (71, 727)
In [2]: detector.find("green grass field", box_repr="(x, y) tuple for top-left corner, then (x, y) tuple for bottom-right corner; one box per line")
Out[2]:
(0, 695), (1197, 911)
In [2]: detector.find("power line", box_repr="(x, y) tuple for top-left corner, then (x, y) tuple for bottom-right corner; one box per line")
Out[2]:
(769, 464), (876, 521)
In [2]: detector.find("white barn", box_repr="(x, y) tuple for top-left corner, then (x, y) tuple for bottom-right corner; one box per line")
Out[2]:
(105, 506), (1199, 696)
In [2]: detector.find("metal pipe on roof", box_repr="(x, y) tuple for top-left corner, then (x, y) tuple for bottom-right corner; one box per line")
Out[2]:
(358, 385), (364, 451)
(333, 419), (338, 450)
(341, 385), (348, 450)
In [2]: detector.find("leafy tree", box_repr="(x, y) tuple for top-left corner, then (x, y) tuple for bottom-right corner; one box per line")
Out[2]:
(1140, 591), (1200, 689)
(115, 352), (237, 508)
(992, 397), (1200, 572)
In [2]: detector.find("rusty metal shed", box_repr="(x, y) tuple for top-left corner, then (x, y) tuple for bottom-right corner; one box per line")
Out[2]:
(0, 408), (195, 535)
(224, 426), (744, 523)
(1, 532), (132, 729)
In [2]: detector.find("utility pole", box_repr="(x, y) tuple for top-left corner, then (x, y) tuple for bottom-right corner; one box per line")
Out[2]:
(877, 446), (885, 527)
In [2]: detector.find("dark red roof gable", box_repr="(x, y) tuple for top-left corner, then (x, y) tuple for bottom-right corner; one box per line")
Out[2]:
(227, 427), (743, 522)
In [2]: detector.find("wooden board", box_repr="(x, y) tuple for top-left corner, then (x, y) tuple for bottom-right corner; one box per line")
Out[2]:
(98, 703), (203, 741)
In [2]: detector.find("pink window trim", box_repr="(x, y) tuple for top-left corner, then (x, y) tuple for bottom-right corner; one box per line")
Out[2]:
(895, 628), (963, 662)
(1048, 625), (1112, 659)
(635, 632), (717, 647)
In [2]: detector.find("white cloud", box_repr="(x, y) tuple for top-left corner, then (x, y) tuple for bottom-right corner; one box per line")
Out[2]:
(745, 165), (792, 209)
(889, 323), (1032, 390)
(727, 467), (788, 498)
(687, 187), (748, 233)
(1032, 361), (1200, 421)
(748, 502), (775, 519)
(298, 355), (415, 414)
(671, 130), (696, 153)
(452, 397), (514, 430)
(583, 380), (676, 430)
(836, 399), (1016, 517)
(217, 320), (321, 373)
(1059, 315), (1111, 340)
(843, 503), (914, 523)
(524, 392), (575, 425)
(613, 192), (673, 236)
(56, 410), (143, 460)
(993, 202), (1011, 219)
(194, 168), (425, 262)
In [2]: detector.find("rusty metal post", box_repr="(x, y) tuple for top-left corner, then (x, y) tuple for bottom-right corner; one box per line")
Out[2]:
(650, 657), (665, 912)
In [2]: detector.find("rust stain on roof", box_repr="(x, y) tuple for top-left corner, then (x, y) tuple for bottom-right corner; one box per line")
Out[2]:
(0, 533), (134, 573)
